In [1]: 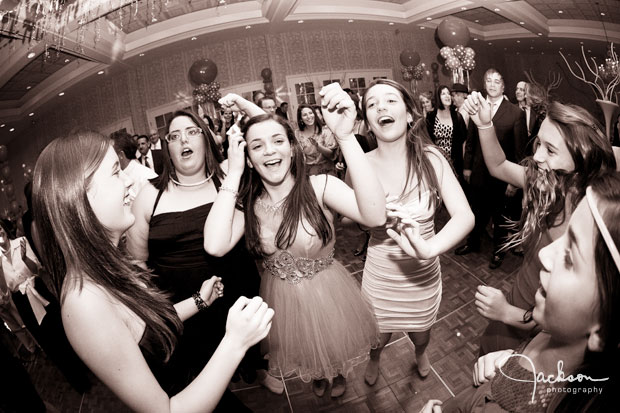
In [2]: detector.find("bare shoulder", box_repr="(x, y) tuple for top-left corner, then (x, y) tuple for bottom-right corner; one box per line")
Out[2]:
(131, 182), (158, 218)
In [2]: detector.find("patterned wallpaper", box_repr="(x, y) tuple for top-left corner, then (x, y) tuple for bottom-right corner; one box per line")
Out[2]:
(4, 26), (503, 212)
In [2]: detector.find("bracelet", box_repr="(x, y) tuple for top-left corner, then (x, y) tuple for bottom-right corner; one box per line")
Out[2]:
(478, 122), (494, 130)
(192, 292), (209, 311)
(219, 186), (238, 198)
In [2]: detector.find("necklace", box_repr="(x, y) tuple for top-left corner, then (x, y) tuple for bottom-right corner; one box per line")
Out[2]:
(171, 172), (214, 187)
(256, 196), (287, 213)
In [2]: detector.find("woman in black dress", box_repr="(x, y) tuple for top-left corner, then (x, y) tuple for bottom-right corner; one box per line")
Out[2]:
(127, 100), (282, 404)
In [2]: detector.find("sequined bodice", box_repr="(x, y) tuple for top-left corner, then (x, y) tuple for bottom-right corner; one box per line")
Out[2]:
(263, 248), (335, 284)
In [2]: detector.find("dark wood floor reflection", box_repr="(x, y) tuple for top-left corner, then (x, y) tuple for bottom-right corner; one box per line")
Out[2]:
(11, 211), (523, 412)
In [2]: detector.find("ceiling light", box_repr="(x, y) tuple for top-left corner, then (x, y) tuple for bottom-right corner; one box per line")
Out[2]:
(516, 52), (520, 55)
(530, 46), (534, 49)
(426, 17), (432, 21)
(537, 32), (542, 36)
(588, 49), (592, 52)
(58, 92), (65, 96)
(64, 58), (70, 63)
(494, 8), (500, 12)
(580, 41), (584, 44)
(420, 26), (425, 29)
(517, 40), (521, 43)
(9, 128), (15, 132)
(473, 38), (478, 41)
(461, 7), (467, 10)
(488, 42), (492, 45)
(27, 52), (36, 59)
(0, 124), (5, 128)
(26, 86), (31, 90)
(558, 10), (563, 14)
(28, 112), (34, 117)
(541, 52), (545, 55)
(191, 36), (197, 40)
(139, 53), (145, 56)
(601, 12), (605, 16)
(388, 22), (394, 25)
(297, 20), (304, 23)
(519, 21), (525, 25)
(97, 70), (104, 75)
(548, 40), (552, 42)
(348, 19), (353, 23)
(245, 25), (251, 29)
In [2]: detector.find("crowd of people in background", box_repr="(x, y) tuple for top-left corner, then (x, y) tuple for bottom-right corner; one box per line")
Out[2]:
(1, 67), (619, 413)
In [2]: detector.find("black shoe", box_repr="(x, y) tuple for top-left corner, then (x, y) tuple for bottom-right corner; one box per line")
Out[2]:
(455, 244), (478, 255)
(489, 254), (504, 269)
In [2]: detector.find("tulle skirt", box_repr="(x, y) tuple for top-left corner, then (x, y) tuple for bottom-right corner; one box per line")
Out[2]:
(260, 259), (379, 382)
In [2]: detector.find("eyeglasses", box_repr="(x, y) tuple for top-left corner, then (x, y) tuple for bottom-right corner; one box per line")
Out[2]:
(165, 126), (203, 143)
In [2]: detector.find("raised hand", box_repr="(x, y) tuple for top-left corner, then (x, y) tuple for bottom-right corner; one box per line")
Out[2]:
(472, 349), (514, 386)
(199, 276), (223, 307)
(225, 296), (274, 350)
(218, 93), (246, 114)
(463, 91), (492, 127)
(474, 285), (509, 322)
(226, 123), (247, 177)
(318, 83), (356, 141)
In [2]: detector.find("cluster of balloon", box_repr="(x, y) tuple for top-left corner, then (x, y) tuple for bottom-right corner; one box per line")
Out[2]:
(436, 18), (473, 85)
(261, 68), (274, 96)
(189, 59), (221, 105)
(399, 50), (428, 94)
(0, 145), (23, 220)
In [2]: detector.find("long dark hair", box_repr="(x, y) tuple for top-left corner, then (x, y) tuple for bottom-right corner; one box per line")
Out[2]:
(435, 85), (453, 111)
(33, 131), (182, 361)
(553, 172), (620, 412)
(152, 110), (224, 191)
(240, 114), (333, 257)
(509, 101), (616, 249)
(297, 104), (322, 133)
(362, 78), (440, 208)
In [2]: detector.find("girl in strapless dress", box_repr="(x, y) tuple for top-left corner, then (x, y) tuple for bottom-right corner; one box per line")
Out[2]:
(358, 79), (474, 384)
(204, 84), (386, 398)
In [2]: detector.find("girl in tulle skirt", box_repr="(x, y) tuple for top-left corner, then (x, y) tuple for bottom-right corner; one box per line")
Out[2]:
(204, 85), (385, 397)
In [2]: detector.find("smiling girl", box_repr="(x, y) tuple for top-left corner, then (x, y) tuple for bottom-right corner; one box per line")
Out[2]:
(358, 79), (474, 384)
(462, 92), (617, 356)
(204, 83), (385, 398)
(32, 131), (273, 412)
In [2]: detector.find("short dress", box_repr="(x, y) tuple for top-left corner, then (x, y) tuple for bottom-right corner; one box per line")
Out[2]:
(362, 190), (442, 333)
(257, 189), (379, 382)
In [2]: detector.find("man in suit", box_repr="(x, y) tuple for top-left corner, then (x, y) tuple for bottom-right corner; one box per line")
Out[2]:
(136, 135), (164, 175)
(515, 81), (542, 155)
(455, 68), (528, 269)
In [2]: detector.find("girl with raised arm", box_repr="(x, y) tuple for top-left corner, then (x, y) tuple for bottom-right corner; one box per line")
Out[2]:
(359, 79), (474, 385)
(422, 172), (620, 413)
(33, 131), (273, 412)
(204, 83), (385, 398)
(462, 92), (616, 355)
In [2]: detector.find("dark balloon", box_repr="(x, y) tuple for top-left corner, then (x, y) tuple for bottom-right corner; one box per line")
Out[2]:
(189, 59), (218, 85)
(437, 17), (470, 47)
(261, 67), (272, 81)
(399, 50), (421, 67)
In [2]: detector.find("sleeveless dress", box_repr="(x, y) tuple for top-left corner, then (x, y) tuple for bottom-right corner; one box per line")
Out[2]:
(147, 177), (263, 391)
(256, 193), (379, 382)
(362, 190), (442, 333)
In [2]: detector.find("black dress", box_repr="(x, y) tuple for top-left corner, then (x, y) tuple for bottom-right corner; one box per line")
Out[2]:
(147, 176), (264, 393)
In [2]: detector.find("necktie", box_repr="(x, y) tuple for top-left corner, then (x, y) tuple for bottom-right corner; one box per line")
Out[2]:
(142, 155), (150, 168)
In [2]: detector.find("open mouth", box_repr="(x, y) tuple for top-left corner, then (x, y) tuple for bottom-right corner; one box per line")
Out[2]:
(264, 159), (281, 168)
(378, 116), (395, 126)
(181, 148), (193, 158)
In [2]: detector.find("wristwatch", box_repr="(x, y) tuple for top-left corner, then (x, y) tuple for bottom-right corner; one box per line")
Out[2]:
(522, 308), (533, 323)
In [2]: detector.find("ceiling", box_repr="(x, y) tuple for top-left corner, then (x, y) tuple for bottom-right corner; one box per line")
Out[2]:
(1, 0), (619, 141)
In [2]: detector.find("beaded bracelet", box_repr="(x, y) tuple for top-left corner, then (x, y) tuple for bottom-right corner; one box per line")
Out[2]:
(219, 186), (238, 198)
(478, 122), (494, 130)
(192, 292), (209, 311)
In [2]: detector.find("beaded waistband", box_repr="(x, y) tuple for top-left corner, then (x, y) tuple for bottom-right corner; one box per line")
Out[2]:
(263, 249), (335, 284)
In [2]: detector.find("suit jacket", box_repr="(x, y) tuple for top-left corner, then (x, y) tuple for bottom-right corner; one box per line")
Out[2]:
(426, 108), (467, 178)
(525, 108), (543, 156)
(151, 149), (164, 175)
(464, 98), (528, 188)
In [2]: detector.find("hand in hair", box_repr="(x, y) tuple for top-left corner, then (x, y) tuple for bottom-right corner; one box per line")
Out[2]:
(319, 83), (357, 141)
(199, 276), (224, 307)
(463, 91), (492, 126)
(226, 125), (247, 178)
(225, 296), (274, 351)
(475, 285), (510, 322)
(472, 349), (514, 387)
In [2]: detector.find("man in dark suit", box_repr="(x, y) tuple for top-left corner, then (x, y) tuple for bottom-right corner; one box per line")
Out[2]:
(136, 134), (164, 175)
(516, 81), (542, 155)
(455, 69), (528, 269)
